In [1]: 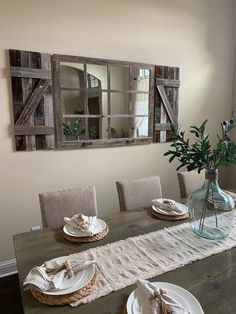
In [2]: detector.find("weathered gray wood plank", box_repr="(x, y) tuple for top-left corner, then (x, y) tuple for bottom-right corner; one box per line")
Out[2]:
(61, 87), (150, 94)
(156, 78), (180, 87)
(40, 53), (54, 150)
(155, 122), (178, 131)
(53, 54), (155, 70)
(156, 85), (175, 124)
(60, 137), (152, 149)
(107, 65), (112, 138)
(63, 114), (149, 118)
(11, 66), (51, 79)
(20, 51), (36, 150)
(14, 126), (54, 136)
(15, 79), (50, 126)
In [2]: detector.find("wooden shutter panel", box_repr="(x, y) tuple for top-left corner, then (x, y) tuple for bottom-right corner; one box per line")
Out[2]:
(153, 65), (180, 142)
(9, 49), (54, 151)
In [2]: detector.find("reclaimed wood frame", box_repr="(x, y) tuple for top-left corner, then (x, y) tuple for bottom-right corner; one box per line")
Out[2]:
(52, 54), (155, 149)
(9, 49), (180, 150)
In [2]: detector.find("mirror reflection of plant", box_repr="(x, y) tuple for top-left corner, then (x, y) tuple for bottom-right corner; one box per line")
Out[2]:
(89, 126), (97, 139)
(164, 118), (236, 172)
(63, 118), (97, 138)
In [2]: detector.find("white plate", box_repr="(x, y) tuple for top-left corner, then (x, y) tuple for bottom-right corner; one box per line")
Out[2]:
(42, 255), (96, 295)
(126, 282), (204, 314)
(63, 219), (107, 237)
(152, 203), (188, 216)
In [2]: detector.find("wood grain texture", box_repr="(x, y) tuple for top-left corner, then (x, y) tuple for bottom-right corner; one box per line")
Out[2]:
(15, 79), (50, 126)
(10, 66), (51, 79)
(14, 126), (54, 136)
(9, 49), (55, 151)
(156, 85), (175, 123)
(14, 210), (236, 314)
(154, 65), (179, 143)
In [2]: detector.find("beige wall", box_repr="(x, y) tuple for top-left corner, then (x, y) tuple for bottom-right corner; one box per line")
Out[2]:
(227, 1), (236, 188)
(0, 0), (235, 263)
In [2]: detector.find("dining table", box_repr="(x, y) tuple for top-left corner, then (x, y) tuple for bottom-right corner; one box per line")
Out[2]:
(13, 209), (236, 314)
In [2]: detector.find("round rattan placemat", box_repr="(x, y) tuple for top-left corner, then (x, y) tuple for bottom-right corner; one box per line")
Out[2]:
(31, 269), (98, 305)
(151, 209), (189, 221)
(63, 225), (109, 243)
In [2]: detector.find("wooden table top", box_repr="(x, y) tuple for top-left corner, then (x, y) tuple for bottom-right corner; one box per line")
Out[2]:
(13, 209), (236, 314)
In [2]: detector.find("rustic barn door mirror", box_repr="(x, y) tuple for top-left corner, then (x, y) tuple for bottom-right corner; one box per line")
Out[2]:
(52, 55), (155, 149)
(9, 49), (179, 151)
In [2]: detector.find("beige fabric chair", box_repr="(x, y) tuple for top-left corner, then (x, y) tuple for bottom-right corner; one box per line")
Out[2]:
(116, 176), (162, 211)
(177, 170), (205, 201)
(39, 186), (98, 228)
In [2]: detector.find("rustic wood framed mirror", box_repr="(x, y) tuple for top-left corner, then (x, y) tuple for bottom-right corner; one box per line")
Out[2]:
(9, 49), (179, 151)
(52, 54), (155, 149)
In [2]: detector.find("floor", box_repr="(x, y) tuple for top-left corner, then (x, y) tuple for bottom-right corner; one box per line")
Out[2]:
(0, 274), (24, 314)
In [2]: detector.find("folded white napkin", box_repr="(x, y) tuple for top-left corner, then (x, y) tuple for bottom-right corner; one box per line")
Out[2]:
(152, 199), (182, 214)
(136, 279), (190, 314)
(64, 213), (97, 236)
(23, 258), (96, 292)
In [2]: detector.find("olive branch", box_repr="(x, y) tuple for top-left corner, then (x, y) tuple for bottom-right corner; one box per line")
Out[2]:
(164, 118), (236, 172)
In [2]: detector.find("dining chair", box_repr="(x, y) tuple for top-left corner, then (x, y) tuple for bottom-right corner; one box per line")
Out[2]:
(177, 170), (205, 202)
(116, 176), (162, 211)
(39, 185), (98, 228)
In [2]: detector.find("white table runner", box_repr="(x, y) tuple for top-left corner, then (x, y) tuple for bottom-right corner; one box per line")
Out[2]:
(70, 210), (236, 306)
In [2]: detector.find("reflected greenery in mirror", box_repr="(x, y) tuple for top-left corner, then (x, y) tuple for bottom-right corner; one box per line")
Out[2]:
(63, 118), (97, 139)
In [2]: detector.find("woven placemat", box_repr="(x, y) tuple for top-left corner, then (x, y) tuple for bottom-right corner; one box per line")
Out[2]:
(151, 209), (189, 221)
(31, 269), (98, 306)
(63, 225), (109, 243)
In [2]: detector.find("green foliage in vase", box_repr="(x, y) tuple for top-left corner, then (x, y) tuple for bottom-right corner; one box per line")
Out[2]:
(63, 118), (97, 138)
(164, 118), (236, 173)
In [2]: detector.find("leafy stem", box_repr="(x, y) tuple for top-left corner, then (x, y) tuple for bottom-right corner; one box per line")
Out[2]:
(164, 119), (236, 172)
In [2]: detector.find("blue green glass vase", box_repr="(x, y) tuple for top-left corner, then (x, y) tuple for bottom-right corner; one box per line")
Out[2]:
(188, 169), (234, 240)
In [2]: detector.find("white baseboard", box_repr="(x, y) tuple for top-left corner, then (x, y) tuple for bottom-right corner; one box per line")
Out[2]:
(0, 259), (17, 278)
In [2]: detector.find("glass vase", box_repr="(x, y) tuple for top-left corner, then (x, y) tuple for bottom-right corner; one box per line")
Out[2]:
(188, 169), (234, 240)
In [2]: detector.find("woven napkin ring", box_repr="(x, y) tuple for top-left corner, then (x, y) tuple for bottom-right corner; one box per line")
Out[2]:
(46, 260), (74, 277)
(150, 288), (172, 314)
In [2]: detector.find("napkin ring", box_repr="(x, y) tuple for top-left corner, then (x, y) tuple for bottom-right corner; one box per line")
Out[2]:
(150, 288), (172, 314)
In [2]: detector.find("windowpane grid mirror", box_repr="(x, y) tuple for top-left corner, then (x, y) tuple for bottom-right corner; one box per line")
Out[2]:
(52, 55), (155, 149)
(8, 49), (179, 151)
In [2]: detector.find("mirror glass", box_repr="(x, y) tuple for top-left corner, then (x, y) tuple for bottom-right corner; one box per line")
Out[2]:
(110, 66), (129, 90)
(88, 92), (108, 116)
(87, 64), (107, 89)
(111, 92), (130, 115)
(56, 58), (152, 145)
(131, 93), (149, 115)
(130, 68), (150, 92)
(61, 89), (85, 115)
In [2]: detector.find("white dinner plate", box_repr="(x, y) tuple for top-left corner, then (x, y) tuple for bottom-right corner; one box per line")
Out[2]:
(42, 255), (96, 295)
(152, 203), (188, 216)
(126, 282), (204, 314)
(63, 219), (107, 237)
